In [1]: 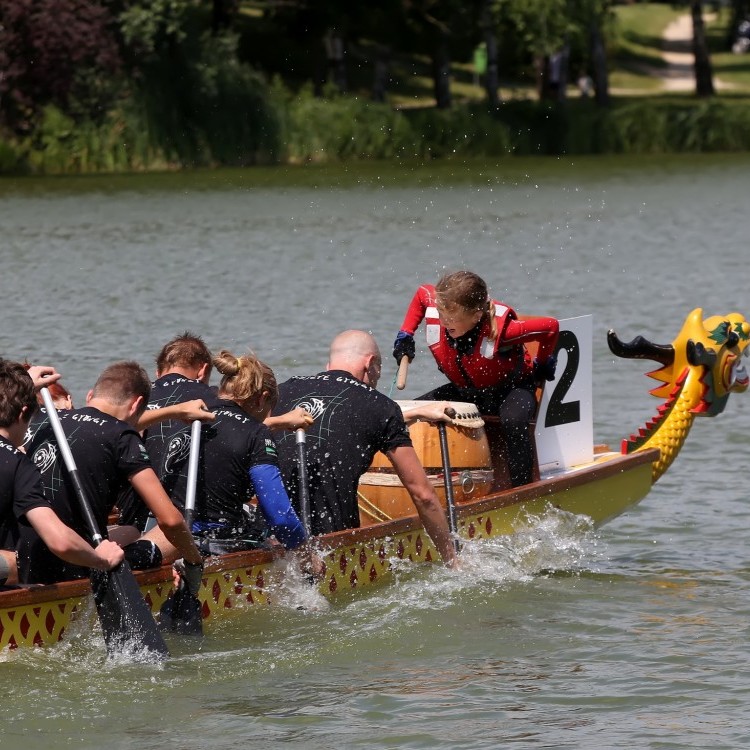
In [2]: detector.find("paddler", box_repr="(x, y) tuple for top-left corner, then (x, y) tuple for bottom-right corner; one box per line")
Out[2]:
(116, 331), (218, 532)
(0, 360), (123, 587)
(392, 270), (559, 487)
(271, 330), (458, 567)
(148, 349), (315, 569)
(117, 331), (312, 535)
(20, 361), (204, 584)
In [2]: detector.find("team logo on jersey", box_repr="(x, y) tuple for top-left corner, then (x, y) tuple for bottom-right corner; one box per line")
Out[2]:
(264, 438), (277, 456)
(164, 432), (190, 474)
(296, 397), (327, 419)
(32, 442), (57, 474)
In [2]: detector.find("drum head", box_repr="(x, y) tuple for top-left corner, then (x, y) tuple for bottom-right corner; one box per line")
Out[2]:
(395, 400), (484, 429)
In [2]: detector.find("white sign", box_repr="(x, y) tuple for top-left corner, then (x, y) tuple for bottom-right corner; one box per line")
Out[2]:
(535, 315), (594, 471)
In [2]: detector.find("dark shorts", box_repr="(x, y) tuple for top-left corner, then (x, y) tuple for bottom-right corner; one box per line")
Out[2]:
(192, 506), (269, 556)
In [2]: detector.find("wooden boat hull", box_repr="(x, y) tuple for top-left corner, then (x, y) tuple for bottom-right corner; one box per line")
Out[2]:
(0, 447), (658, 651)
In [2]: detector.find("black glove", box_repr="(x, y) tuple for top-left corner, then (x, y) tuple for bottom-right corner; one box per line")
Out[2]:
(393, 331), (416, 364)
(175, 558), (203, 597)
(533, 355), (557, 383)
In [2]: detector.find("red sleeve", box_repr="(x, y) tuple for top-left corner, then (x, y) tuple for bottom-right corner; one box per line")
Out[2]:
(400, 285), (436, 336)
(501, 316), (560, 362)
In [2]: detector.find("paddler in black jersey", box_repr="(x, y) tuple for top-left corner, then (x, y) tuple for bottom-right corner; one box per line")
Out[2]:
(147, 349), (312, 565)
(116, 331), (218, 532)
(21, 361), (204, 583)
(1, 360), (124, 587)
(272, 330), (458, 567)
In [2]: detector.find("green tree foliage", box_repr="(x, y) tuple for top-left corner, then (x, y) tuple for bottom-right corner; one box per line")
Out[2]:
(0, 0), (121, 133)
(114, 0), (279, 164)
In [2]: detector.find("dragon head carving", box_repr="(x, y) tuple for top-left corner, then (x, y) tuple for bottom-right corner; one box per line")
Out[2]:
(607, 309), (749, 482)
(608, 308), (749, 417)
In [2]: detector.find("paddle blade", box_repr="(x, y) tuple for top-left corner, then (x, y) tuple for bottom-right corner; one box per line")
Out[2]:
(159, 579), (204, 637)
(91, 560), (170, 660)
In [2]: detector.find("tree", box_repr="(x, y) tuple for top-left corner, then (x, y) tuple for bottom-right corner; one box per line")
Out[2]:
(0, 0), (121, 133)
(588, 7), (610, 106)
(499, 0), (570, 101)
(690, 0), (715, 97)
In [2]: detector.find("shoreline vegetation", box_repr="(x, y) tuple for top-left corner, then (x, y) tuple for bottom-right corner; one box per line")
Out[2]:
(3, 1), (750, 176)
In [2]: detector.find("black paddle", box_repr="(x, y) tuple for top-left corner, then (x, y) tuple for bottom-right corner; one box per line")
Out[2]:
(40, 388), (169, 660)
(295, 428), (312, 535)
(437, 411), (460, 554)
(159, 419), (203, 636)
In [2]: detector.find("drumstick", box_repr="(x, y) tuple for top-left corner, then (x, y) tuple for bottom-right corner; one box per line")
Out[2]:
(396, 356), (409, 390)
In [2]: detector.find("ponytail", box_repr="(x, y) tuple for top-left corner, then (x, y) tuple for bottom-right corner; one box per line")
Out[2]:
(213, 350), (278, 407)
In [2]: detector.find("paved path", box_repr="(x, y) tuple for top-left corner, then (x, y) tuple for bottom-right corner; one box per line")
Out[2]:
(660, 12), (730, 91)
(661, 14), (696, 91)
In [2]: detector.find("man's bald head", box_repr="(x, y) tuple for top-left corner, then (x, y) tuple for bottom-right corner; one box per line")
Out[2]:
(327, 330), (382, 387)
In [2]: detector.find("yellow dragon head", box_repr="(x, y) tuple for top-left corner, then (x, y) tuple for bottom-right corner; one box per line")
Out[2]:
(647, 308), (749, 416)
(608, 309), (749, 482)
(609, 308), (750, 417)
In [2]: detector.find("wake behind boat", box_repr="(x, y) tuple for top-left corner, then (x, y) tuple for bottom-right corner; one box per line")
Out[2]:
(1, 308), (747, 651)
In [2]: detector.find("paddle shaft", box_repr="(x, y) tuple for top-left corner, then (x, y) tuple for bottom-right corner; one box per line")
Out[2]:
(295, 428), (312, 536)
(158, 420), (203, 637)
(40, 388), (102, 544)
(396, 355), (409, 390)
(184, 419), (201, 530)
(437, 422), (460, 552)
(39, 387), (170, 658)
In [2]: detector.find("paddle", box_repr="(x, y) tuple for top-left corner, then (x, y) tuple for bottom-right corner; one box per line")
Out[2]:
(396, 355), (409, 390)
(39, 388), (169, 660)
(159, 419), (203, 636)
(436, 409), (460, 554)
(295, 428), (312, 535)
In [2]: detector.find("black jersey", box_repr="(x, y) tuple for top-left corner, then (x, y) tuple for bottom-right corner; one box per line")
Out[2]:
(0, 436), (51, 551)
(22, 406), (55, 450)
(182, 399), (281, 528)
(26, 406), (152, 539)
(272, 370), (412, 535)
(117, 375), (215, 528)
(144, 375), (216, 497)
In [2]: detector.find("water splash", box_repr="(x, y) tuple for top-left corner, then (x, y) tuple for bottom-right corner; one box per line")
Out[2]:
(335, 504), (601, 634)
(266, 551), (331, 613)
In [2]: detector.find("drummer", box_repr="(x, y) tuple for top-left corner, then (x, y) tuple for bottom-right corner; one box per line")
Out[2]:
(392, 270), (559, 487)
(271, 329), (458, 567)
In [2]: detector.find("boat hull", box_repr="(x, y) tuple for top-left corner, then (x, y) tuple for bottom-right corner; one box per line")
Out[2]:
(0, 448), (658, 651)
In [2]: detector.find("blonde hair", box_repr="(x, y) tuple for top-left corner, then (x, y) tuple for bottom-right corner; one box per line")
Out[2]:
(213, 350), (278, 408)
(435, 270), (498, 341)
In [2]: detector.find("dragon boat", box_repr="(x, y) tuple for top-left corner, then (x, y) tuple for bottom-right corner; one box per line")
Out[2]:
(1, 308), (748, 652)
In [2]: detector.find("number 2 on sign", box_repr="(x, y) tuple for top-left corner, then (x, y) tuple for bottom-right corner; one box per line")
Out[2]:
(544, 329), (580, 428)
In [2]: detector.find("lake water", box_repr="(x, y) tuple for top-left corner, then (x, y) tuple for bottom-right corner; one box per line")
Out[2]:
(1, 154), (749, 749)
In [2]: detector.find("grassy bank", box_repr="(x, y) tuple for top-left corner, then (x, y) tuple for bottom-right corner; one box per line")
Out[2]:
(4, 93), (750, 176)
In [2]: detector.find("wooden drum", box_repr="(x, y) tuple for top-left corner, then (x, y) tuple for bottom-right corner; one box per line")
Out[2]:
(358, 400), (493, 526)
